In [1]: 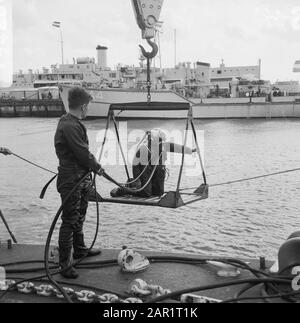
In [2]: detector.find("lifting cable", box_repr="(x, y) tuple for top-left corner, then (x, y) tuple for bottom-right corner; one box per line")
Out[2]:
(179, 167), (300, 193)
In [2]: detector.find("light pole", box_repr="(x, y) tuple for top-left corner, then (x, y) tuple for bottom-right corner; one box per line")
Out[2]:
(52, 21), (64, 65)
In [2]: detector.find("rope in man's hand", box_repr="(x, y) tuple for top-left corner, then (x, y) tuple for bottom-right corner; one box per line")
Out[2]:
(0, 147), (57, 175)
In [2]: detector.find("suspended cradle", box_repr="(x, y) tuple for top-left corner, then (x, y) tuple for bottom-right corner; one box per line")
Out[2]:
(90, 102), (209, 209)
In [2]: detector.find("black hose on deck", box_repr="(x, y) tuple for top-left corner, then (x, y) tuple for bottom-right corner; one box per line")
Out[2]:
(146, 277), (294, 303)
(1, 254), (297, 303)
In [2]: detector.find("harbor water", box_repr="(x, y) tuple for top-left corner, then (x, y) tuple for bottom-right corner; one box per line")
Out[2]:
(1, 117), (300, 261)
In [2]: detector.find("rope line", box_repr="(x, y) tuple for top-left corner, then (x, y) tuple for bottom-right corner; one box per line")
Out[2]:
(180, 167), (300, 192)
(210, 168), (300, 188)
(12, 153), (57, 175)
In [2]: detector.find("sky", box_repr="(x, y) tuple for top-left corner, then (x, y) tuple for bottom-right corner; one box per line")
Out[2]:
(10, 0), (300, 82)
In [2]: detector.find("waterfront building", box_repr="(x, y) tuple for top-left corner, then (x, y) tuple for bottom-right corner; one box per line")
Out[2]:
(210, 59), (261, 90)
(273, 81), (300, 96)
(11, 45), (296, 100)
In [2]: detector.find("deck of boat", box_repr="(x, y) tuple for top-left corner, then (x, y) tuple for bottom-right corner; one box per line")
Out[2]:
(0, 244), (274, 303)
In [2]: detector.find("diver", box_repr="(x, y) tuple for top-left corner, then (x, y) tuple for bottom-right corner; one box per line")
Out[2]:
(111, 129), (196, 198)
(54, 86), (104, 279)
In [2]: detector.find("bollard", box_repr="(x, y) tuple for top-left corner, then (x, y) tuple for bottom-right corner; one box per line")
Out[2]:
(7, 239), (12, 250)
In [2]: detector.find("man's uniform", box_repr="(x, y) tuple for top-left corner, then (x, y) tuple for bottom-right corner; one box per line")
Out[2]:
(55, 113), (101, 270)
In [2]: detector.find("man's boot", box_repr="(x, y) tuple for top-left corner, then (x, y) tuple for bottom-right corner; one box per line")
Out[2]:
(73, 232), (101, 260)
(59, 247), (79, 279)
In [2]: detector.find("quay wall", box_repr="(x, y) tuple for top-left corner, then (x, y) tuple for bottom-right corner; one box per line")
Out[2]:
(192, 101), (300, 119)
(0, 99), (65, 117)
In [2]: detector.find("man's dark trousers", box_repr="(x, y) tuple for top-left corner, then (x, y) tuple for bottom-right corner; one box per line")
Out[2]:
(57, 167), (91, 268)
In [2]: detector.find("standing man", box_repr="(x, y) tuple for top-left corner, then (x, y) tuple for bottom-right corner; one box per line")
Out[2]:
(55, 87), (103, 279)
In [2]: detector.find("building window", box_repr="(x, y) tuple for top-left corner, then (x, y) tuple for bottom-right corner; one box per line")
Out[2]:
(217, 70), (222, 74)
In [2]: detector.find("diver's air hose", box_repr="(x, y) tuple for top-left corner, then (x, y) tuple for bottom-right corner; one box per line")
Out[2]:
(101, 152), (163, 195)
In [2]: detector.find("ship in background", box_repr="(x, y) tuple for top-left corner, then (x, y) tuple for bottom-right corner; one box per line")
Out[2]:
(2, 45), (300, 119)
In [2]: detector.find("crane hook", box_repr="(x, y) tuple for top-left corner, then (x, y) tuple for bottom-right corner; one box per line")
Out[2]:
(139, 39), (159, 59)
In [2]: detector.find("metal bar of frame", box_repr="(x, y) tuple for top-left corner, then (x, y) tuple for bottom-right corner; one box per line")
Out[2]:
(176, 110), (190, 193)
(98, 110), (112, 164)
(109, 103), (190, 112)
(190, 119), (207, 185)
(100, 197), (160, 207)
(111, 112), (131, 180)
